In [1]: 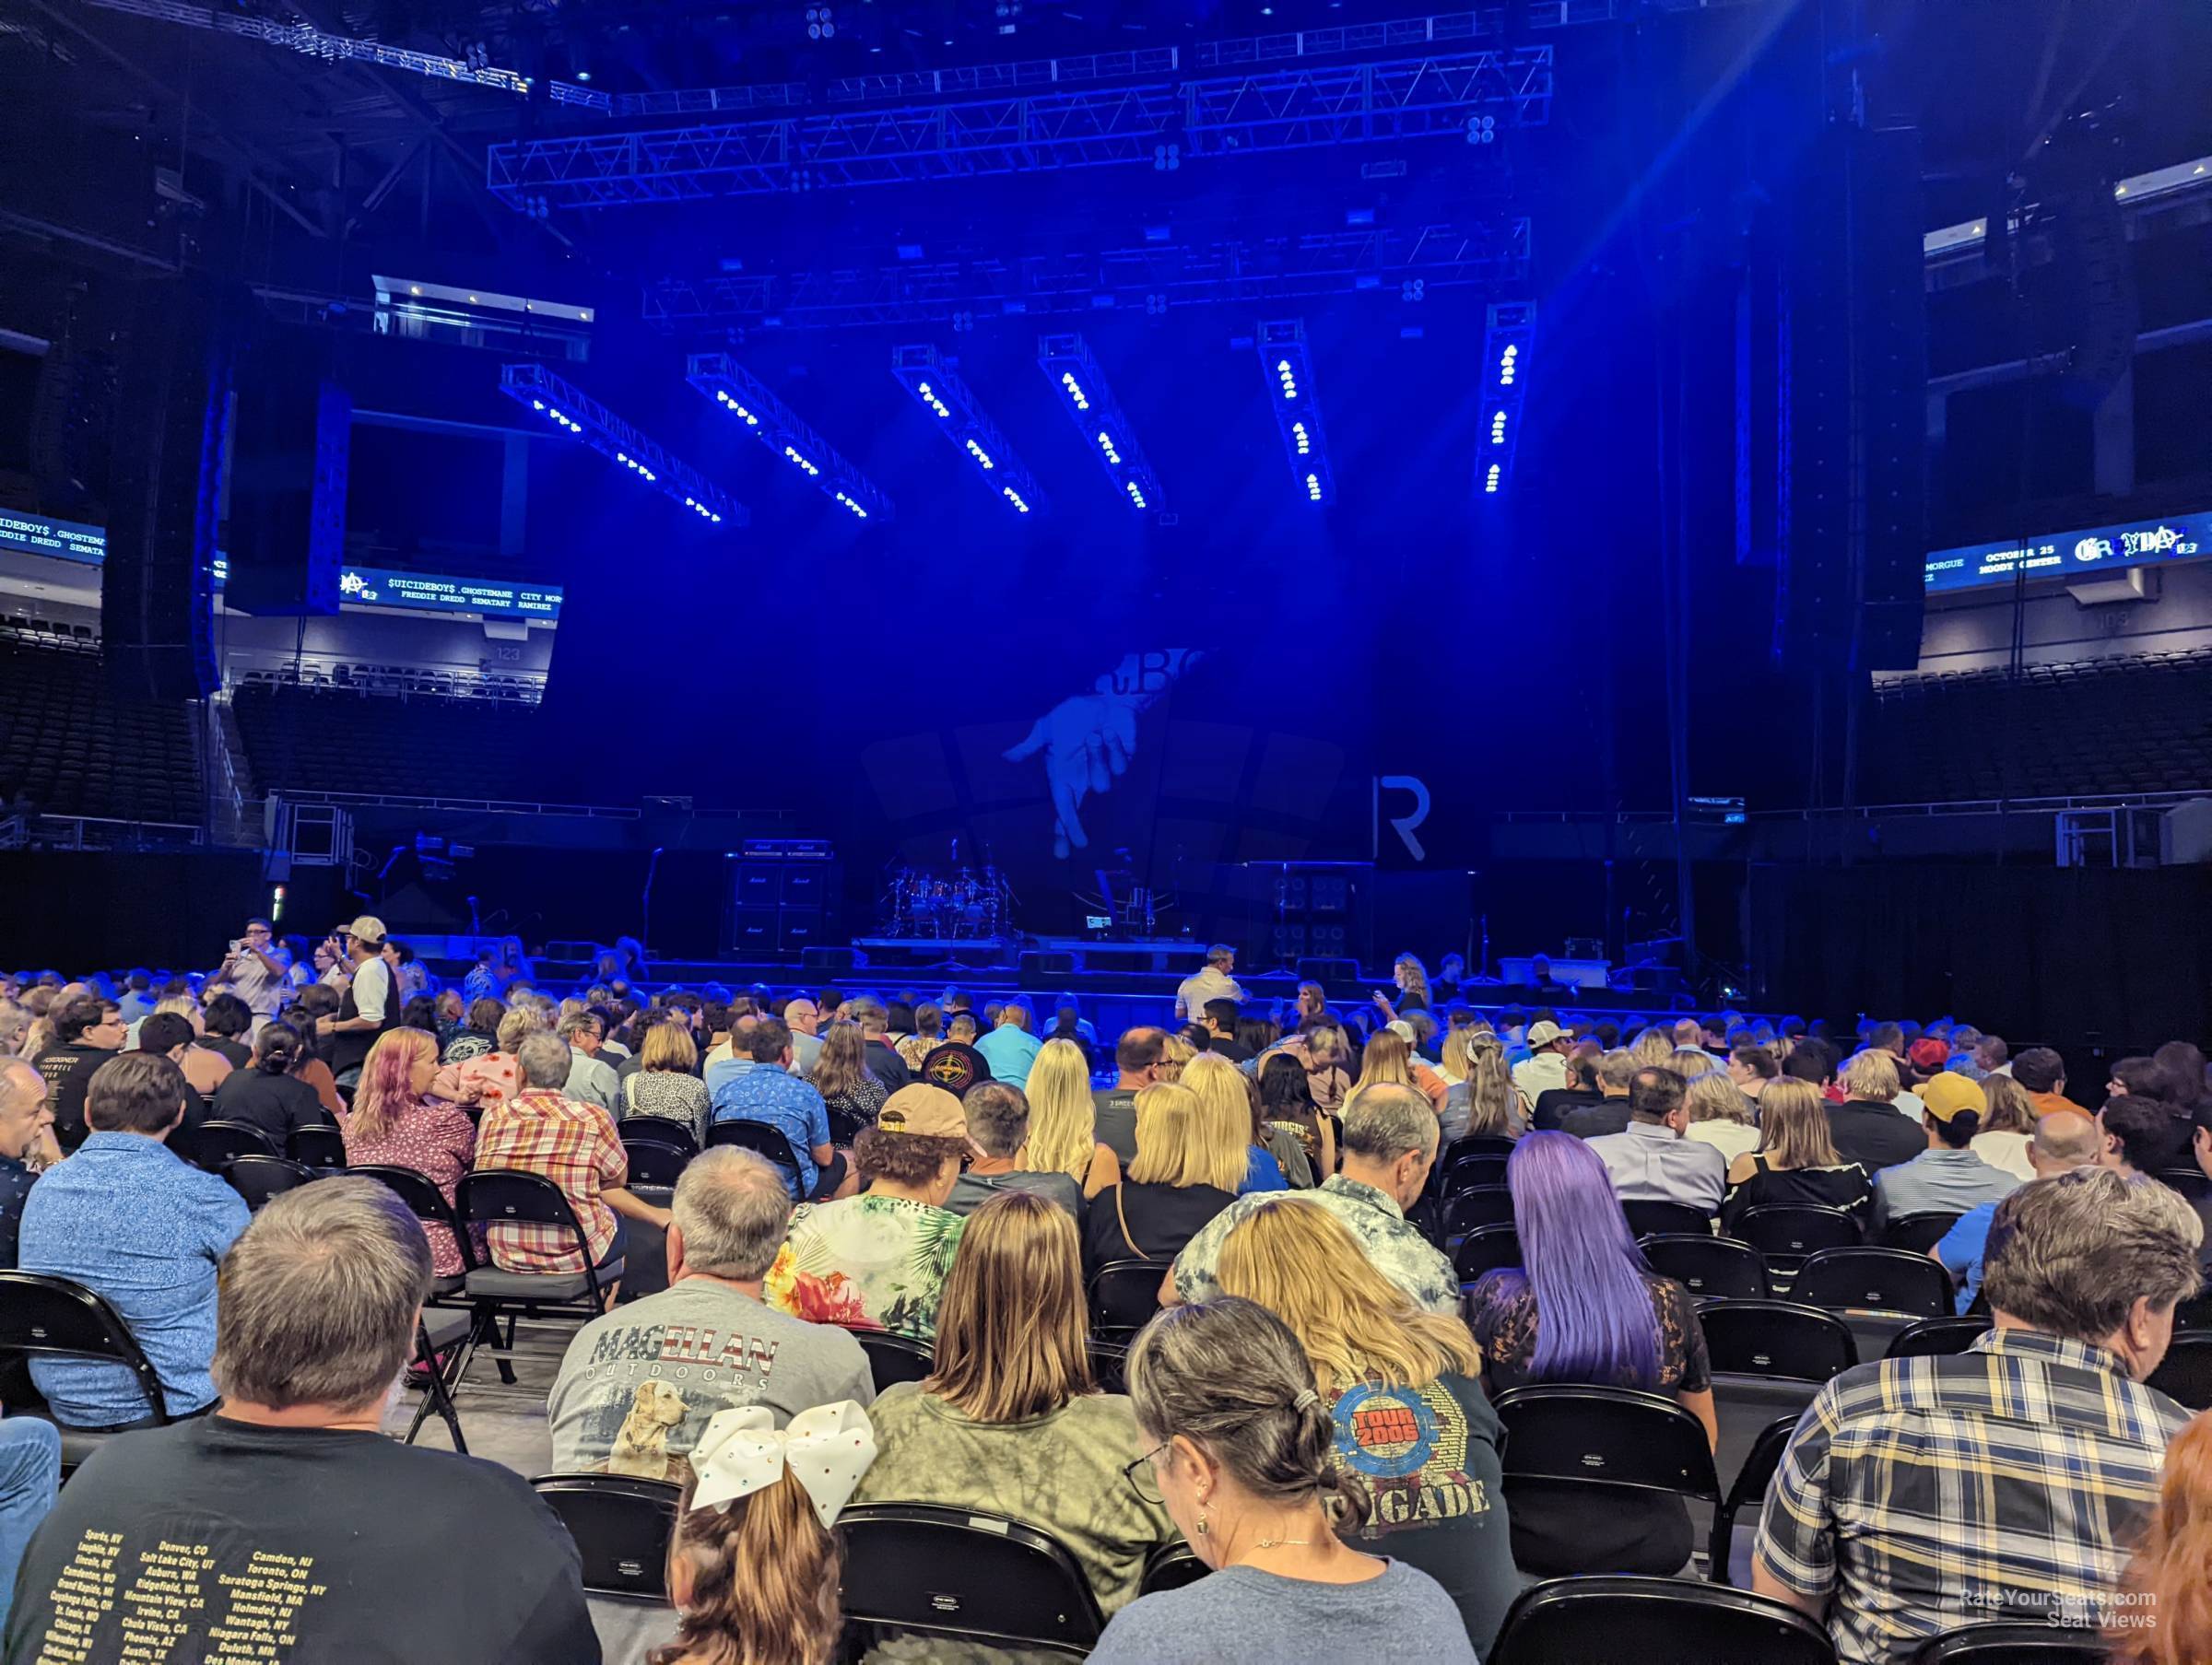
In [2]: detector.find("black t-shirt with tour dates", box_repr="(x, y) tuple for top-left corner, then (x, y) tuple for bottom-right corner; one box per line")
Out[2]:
(4, 1417), (599, 1665)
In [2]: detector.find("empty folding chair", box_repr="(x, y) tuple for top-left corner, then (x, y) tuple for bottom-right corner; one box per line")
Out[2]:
(532, 1472), (681, 1601)
(1641, 1235), (1769, 1302)
(1791, 1248), (1952, 1319)
(1489, 1575), (1833, 1665)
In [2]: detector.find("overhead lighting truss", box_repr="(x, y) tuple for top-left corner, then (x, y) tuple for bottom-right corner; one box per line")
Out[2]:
(686, 353), (892, 522)
(1258, 320), (1335, 507)
(488, 46), (1549, 210)
(1479, 300), (1534, 497)
(84, 0), (540, 95)
(1035, 335), (1161, 514)
(644, 215), (1528, 334)
(890, 346), (1047, 517)
(498, 363), (745, 527)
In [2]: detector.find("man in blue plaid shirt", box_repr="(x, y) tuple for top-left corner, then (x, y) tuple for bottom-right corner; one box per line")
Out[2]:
(1753, 1167), (2201, 1664)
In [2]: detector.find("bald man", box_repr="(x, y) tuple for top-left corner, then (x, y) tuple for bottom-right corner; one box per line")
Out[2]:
(1931, 1108), (2102, 1314)
(0, 1060), (54, 1268)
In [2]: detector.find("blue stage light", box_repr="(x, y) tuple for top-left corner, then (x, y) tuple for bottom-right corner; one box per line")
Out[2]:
(1480, 300), (1534, 498)
(1259, 320), (1334, 505)
(688, 351), (892, 521)
(500, 362), (745, 527)
(1002, 487), (1032, 513)
(964, 438), (995, 470)
(892, 343), (1047, 517)
(1036, 334), (1160, 515)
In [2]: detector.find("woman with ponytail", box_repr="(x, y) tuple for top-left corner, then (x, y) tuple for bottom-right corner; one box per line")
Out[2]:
(1215, 1200), (1514, 1656)
(210, 1021), (335, 1144)
(652, 1401), (877, 1665)
(340, 1027), (476, 1276)
(1463, 1131), (1716, 1577)
(1089, 1297), (1477, 1664)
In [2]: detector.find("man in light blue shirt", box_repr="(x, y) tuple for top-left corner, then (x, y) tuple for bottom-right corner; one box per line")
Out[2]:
(18, 1053), (249, 1427)
(1584, 1067), (1726, 1214)
(708, 1018), (838, 1201)
(973, 1004), (1042, 1091)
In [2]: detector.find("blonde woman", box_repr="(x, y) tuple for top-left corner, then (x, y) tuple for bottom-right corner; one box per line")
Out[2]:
(1970, 1072), (2037, 1182)
(1354, 1030), (1447, 1115)
(1371, 954), (1432, 1025)
(1721, 1077), (1871, 1231)
(1158, 1029), (1194, 1085)
(1448, 1032), (1524, 1143)
(1025, 1037), (1122, 1199)
(621, 1019), (712, 1146)
(857, 1192), (1174, 1617)
(1629, 1026), (1677, 1070)
(809, 1021), (888, 1140)
(1084, 1082), (1242, 1270)
(1216, 1199), (1515, 1657)
(1683, 1070), (1759, 1167)
(1185, 1053), (1290, 1193)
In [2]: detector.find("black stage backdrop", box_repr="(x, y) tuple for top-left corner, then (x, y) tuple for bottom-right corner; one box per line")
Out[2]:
(1747, 863), (2212, 1052)
(0, 850), (274, 970)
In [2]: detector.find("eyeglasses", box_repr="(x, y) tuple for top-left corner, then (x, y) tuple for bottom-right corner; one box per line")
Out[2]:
(1123, 1439), (1168, 1506)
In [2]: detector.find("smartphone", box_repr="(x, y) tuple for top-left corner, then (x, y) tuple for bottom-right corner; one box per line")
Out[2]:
(229, 940), (242, 956)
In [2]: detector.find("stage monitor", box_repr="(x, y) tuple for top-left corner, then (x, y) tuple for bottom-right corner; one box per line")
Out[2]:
(1924, 512), (2206, 596)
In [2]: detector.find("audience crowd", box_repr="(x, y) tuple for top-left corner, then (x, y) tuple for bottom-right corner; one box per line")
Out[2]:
(0, 931), (2208, 1663)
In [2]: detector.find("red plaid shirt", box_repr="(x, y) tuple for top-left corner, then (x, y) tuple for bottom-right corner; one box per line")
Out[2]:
(473, 1089), (627, 1272)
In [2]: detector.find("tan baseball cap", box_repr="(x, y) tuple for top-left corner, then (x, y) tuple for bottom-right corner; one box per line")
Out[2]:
(877, 1083), (985, 1160)
(345, 915), (389, 946)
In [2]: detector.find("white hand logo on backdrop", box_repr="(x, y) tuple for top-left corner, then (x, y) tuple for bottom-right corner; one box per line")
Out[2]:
(1005, 650), (1204, 857)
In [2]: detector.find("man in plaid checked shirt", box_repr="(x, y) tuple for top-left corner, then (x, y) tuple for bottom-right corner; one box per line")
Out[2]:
(1754, 1167), (2202, 1664)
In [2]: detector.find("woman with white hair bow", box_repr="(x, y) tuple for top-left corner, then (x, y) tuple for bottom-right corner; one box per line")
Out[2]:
(653, 1401), (878, 1665)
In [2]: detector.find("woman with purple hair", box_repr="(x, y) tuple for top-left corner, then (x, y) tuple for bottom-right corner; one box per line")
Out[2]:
(1464, 1131), (1718, 1577)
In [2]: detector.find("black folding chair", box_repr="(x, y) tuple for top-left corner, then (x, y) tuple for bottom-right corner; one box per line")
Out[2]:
(618, 1135), (690, 1190)
(287, 1122), (347, 1169)
(454, 1170), (625, 1389)
(618, 1116), (699, 1154)
(1087, 1338), (1128, 1394)
(1441, 1186), (1515, 1238)
(1886, 1317), (1987, 1359)
(222, 1154), (320, 1211)
(1641, 1235), (1769, 1302)
(1089, 1259), (1167, 1341)
(532, 1473), (681, 1601)
(1791, 1248), (1953, 1319)
(1441, 1132), (1518, 1165)
(1138, 1542), (1207, 1596)
(1910, 1622), (2106, 1663)
(1441, 1154), (1509, 1195)
(1490, 1386), (1722, 1557)
(839, 1504), (1106, 1657)
(706, 1119), (806, 1193)
(1622, 1199), (1715, 1240)
(1453, 1224), (1523, 1284)
(1706, 1414), (1801, 1589)
(0, 1271), (171, 1475)
(855, 1331), (935, 1394)
(1734, 1204), (1862, 1268)
(1491, 1575), (1833, 1665)
(2148, 1331), (2212, 1412)
(1877, 1212), (1963, 1254)
(1700, 1300), (1860, 1383)
(178, 1118), (279, 1173)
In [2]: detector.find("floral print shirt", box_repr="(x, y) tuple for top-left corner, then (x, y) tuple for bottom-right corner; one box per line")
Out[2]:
(763, 1193), (965, 1343)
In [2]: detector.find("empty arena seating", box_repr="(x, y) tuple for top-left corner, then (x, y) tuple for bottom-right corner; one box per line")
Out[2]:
(1865, 649), (2212, 803)
(0, 637), (203, 823)
(230, 681), (558, 803)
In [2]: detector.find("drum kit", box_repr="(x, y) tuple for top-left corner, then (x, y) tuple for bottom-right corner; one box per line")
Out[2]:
(884, 863), (1018, 940)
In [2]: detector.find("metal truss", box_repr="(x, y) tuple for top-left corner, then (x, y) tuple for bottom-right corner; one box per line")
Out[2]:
(1036, 335), (1162, 515)
(1258, 319), (1335, 507)
(644, 216), (1530, 333)
(83, 0), (536, 95)
(890, 346), (1048, 518)
(1479, 299), (1534, 497)
(487, 46), (1551, 209)
(498, 363), (746, 527)
(686, 352), (894, 522)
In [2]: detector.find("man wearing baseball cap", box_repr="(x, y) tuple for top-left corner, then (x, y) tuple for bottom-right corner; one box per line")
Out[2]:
(1512, 1018), (1575, 1104)
(315, 916), (395, 1088)
(1867, 1073), (2020, 1240)
(762, 1084), (982, 1343)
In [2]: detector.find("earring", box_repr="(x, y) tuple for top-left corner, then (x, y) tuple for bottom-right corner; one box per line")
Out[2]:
(1194, 1497), (1211, 1537)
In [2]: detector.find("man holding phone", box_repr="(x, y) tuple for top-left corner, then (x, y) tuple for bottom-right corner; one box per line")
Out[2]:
(207, 919), (291, 1033)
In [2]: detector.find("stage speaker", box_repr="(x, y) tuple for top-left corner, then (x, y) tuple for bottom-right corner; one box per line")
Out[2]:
(729, 907), (779, 953)
(778, 909), (824, 953)
(224, 328), (349, 616)
(1296, 956), (1361, 986)
(1020, 951), (1076, 978)
(102, 276), (231, 701)
(801, 946), (859, 973)
(1778, 123), (1927, 673)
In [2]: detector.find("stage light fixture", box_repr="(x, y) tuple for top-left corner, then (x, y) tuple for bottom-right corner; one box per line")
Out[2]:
(1479, 299), (1535, 499)
(686, 352), (894, 521)
(500, 362), (743, 526)
(1036, 334), (1162, 515)
(1257, 319), (1335, 507)
(891, 344), (1049, 518)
